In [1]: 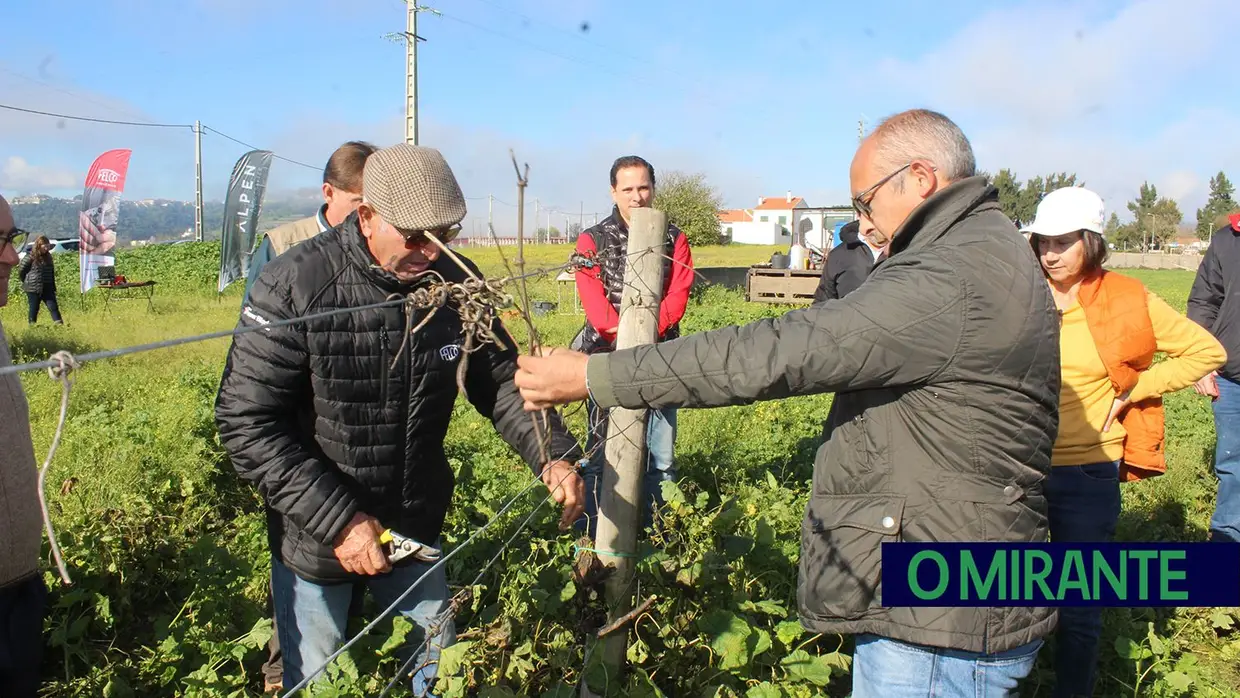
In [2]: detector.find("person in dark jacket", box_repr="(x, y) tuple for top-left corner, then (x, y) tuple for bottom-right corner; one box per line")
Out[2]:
(18, 235), (63, 324)
(573, 155), (694, 535)
(812, 220), (883, 303)
(242, 141), (376, 695)
(0, 197), (47, 698)
(514, 109), (1060, 697)
(1188, 213), (1240, 544)
(215, 144), (585, 695)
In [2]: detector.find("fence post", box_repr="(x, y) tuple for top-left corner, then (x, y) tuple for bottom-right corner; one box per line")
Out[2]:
(587, 206), (667, 693)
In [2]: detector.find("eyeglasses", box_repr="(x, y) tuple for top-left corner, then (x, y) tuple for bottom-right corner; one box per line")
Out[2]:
(0, 227), (29, 251)
(396, 224), (462, 249)
(852, 162), (912, 219)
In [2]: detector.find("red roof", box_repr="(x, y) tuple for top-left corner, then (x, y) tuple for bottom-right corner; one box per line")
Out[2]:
(718, 209), (752, 223)
(755, 195), (804, 210)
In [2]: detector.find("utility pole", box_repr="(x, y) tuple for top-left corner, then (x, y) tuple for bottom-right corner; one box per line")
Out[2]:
(194, 120), (203, 242)
(579, 201), (584, 234)
(488, 194), (493, 236)
(403, 3), (421, 145)
(592, 206), (667, 687)
(534, 198), (540, 239)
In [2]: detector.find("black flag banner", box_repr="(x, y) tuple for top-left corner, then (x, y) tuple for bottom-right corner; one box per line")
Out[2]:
(218, 150), (273, 292)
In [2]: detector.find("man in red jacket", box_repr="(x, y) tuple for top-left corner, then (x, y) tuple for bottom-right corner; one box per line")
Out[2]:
(573, 155), (694, 535)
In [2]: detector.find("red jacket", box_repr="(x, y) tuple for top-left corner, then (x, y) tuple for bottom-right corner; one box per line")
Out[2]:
(574, 208), (694, 350)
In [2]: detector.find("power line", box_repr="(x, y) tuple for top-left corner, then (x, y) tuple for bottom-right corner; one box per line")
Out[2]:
(200, 125), (319, 172)
(463, 0), (651, 67)
(437, 12), (624, 78)
(0, 102), (320, 173)
(0, 66), (162, 125)
(0, 102), (192, 129)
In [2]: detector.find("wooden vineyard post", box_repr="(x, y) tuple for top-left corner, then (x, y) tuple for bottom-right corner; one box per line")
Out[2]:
(588, 206), (667, 692)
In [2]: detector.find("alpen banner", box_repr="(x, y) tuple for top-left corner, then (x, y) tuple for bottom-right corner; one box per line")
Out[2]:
(218, 149), (274, 292)
(78, 149), (132, 293)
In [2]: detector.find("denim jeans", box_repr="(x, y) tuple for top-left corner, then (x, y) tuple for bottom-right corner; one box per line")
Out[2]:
(852, 634), (1042, 697)
(578, 397), (678, 537)
(0, 574), (47, 698)
(1045, 460), (1122, 698)
(1211, 376), (1240, 543)
(271, 555), (455, 696)
(26, 290), (62, 324)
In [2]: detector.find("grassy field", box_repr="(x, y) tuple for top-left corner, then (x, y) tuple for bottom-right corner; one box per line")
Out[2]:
(3, 244), (1239, 697)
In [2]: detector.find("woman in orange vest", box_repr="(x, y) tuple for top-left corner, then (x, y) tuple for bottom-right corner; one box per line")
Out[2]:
(1023, 186), (1226, 698)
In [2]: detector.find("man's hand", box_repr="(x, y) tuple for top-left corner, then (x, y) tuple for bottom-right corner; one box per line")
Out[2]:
(1194, 371), (1220, 401)
(540, 460), (586, 529)
(1102, 390), (1132, 433)
(79, 211), (116, 255)
(514, 347), (590, 411)
(332, 512), (392, 575)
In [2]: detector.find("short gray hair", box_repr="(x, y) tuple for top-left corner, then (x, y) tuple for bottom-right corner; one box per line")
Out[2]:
(871, 109), (976, 187)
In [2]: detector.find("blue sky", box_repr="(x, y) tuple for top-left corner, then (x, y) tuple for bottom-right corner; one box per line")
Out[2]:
(2, 0), (1238, 235)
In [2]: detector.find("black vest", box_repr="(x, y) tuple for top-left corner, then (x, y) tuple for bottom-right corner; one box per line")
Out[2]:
(578, 207), (683, 354)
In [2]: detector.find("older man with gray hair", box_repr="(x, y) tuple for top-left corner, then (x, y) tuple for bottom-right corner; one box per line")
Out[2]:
(216, 144), (585, 695)
(513, 109), (1061, 697)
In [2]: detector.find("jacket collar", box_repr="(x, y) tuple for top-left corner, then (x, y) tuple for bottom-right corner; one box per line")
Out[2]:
(886, 175), (998, 258)
(316, 204), (331, 233)
(338, 212), (451, 295)
(607, 205), (629, 234)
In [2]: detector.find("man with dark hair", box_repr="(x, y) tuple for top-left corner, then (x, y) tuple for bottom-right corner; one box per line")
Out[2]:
(243, 140), (378, 303)
(216, 144), (584, 696)
(813, 219), (884, 304)
(572, 155), (694, 535)
(517, 109), (1061, 696)
(0, 196), (46, 698)
(1188, 213), (1240, 545)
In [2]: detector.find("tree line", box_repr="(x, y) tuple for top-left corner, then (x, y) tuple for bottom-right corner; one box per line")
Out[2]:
(983, 169), (1238, 250)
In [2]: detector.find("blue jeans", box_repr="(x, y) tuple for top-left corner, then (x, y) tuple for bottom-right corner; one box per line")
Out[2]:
(271, 555), (455, 696)
(578, 397), (678, 537)
(852, 634), (1043, 697)
(26, 289), (62, 324)
(1211, 376), (1240, 543)
(1045, 460), (1122, 698)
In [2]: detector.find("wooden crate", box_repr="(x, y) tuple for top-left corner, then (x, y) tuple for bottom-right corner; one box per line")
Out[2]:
(745, 267), (821, 304)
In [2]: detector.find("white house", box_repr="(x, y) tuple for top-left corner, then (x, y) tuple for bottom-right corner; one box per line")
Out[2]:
(719, 192), (806, 245)
(719, 193), (858, 247)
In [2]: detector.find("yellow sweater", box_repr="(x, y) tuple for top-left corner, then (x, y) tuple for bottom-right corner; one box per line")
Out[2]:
(1053, 291), (1226, 466)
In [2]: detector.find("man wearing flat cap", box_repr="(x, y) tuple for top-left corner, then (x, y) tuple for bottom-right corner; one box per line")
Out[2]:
(215, 143), (585, 695)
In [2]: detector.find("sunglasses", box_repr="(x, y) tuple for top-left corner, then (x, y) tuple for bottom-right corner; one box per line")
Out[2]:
(852, 163), (911, 219)
(0, 227), (29, 251)
(396, 224), (462, 249)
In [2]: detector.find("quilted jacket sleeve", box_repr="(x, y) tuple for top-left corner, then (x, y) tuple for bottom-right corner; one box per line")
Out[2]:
(586, 252), (965, 410)
(215, 270), (359, 547)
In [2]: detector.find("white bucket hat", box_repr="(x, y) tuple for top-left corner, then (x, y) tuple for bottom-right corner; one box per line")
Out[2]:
(1020, 186), (1106, 238)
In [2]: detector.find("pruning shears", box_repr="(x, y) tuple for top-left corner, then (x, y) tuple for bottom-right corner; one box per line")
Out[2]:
(379, 529), (442, 564)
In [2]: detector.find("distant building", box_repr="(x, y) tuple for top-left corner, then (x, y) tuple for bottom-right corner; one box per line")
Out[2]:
(718, 192), (855, 246)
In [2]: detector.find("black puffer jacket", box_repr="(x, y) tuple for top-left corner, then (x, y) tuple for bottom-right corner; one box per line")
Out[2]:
(215, 214), (582, 583)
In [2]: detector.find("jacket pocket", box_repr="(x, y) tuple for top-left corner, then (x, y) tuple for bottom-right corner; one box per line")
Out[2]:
(799, 494), (905, 621)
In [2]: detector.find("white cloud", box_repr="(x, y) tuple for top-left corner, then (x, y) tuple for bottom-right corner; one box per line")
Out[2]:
(857, 0), (1240, 219)
(0, 156), (78, 192)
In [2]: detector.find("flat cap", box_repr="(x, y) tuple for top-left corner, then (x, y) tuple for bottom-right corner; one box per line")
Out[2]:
(363, 144), (467, 230)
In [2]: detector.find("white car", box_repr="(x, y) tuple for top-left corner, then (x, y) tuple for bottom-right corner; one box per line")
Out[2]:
(17, 237), (80, 261)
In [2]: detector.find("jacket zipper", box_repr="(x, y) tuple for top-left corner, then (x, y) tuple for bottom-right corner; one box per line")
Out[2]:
(380, 326), (391, 405)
